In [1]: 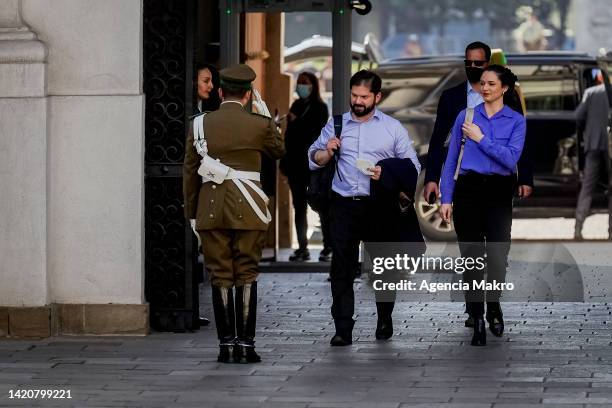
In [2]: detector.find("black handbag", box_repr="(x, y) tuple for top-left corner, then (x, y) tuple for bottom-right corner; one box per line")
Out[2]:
(306, 115), (343, 213)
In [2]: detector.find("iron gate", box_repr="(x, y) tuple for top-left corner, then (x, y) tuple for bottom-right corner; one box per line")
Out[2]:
(143, 0), (199, 331)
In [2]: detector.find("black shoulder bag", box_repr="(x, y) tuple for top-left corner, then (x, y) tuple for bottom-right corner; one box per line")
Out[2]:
(306, 115), (343, 213)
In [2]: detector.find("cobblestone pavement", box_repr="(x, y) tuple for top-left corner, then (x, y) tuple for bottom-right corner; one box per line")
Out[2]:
(2, 271), (612, 407)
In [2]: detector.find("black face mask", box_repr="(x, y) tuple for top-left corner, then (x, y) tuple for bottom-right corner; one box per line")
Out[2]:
(465, 67), (484, 84)
(350, 103), (375, 117)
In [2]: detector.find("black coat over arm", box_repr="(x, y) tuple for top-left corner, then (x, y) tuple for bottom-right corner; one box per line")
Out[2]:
(368, 158), (426, 252)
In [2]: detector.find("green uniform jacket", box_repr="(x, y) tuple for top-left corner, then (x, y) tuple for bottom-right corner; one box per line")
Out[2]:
(183, 102), (285, 231)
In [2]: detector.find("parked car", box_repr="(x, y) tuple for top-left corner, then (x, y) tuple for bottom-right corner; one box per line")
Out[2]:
(375, 52), (612, 240)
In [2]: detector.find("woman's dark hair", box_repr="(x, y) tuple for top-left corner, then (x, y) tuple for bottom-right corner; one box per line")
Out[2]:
(195, 62), (221, 111)
(350, 70), (382, 94)
(298, 71), (323, 103)
(483, 64), (523, 115)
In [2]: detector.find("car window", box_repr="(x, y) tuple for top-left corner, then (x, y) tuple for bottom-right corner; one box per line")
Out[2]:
(512, 64), (578, 111)
(378, 69), (451, 110)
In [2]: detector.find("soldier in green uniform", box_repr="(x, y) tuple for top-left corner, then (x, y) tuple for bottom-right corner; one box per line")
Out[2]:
(183, 64), (284, 363)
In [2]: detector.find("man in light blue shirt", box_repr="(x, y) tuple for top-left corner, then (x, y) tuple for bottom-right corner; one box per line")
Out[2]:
(467, 80), (484, 109)
(308, 93), (420, 195)
(308, 70), (420, 346)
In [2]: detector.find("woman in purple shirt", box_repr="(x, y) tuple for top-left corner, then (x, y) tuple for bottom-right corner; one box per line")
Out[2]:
(439, 65), (526, 346)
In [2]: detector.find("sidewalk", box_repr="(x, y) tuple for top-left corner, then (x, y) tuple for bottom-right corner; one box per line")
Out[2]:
(2, 270), (612, 407)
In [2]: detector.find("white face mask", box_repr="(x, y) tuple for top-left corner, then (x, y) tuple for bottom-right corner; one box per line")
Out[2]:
(296, 84), (312, 99)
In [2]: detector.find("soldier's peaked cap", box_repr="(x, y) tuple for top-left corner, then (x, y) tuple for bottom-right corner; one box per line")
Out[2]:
(220, 64), (256, 89)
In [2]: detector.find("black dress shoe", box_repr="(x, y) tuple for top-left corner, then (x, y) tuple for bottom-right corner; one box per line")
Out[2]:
(375, 319), (393, 340)
(199, 316), (210, 326)
(289, 248), (310, 262)
(319, 247), (332, 262)
(464, 315), (474, 327)
(471, 317), (486, 346)
(375, 302), (394, 340)
(486, 303), (504, 337)
(330, 334), (352, 346)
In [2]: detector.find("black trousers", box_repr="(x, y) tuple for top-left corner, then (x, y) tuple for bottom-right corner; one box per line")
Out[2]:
(329, 194), (369, 334)
(288, 176), (309, 250)
(453, 173), (514, 317)
(575, 150), (612, 233)
(288, 176), (332, 250)
(319, 203), (332, 250)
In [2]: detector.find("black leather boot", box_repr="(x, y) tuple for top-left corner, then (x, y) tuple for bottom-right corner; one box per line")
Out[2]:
(235, 282), (261, 363)
(211, 286), (236, 363)
(486, 302), (504, 337)
(471, 316), (486, 346)
(375, 302), (394, 340)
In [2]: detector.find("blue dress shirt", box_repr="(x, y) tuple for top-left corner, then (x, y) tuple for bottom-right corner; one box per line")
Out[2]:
(308, 109), (420, 197)
(440, 103), (526, 204)
(467, 81), (484, 109)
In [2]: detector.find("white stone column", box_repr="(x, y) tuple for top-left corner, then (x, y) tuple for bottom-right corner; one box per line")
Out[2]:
(0, 0), (48, 308)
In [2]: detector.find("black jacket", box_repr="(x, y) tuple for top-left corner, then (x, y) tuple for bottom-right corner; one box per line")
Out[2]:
(280, 98), (329, 183)
(424, 81), (533, 187)
(368, 158), (425, 253)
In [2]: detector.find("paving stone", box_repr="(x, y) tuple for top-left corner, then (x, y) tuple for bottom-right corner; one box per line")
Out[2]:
(0, 273), (611, 406)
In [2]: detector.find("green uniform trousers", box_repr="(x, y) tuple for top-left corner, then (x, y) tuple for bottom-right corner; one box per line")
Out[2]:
(200, 229), (266, 288)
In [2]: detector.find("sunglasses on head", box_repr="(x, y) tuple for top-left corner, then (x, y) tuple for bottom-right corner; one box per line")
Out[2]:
(464, 59), (487, 67)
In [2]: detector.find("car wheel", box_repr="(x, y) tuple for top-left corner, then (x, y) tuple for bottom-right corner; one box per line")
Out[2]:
(414, 173), (456, 241)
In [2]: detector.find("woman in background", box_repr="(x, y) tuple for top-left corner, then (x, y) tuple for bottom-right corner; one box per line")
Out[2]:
(192, 62), (220, 327)
(280, 72), (331, 262)
(196, 63), (221, 113)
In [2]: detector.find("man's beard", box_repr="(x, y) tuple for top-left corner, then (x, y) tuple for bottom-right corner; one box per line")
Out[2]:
(350, 102), (375, 117)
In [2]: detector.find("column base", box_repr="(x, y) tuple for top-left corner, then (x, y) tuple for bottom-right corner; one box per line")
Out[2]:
(0, 304), (149, 338)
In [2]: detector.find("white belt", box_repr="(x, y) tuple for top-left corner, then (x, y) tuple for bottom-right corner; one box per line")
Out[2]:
(203, 170), (271, 224)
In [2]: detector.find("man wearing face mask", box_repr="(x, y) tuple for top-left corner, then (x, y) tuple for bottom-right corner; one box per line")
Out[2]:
(422, 41), (534, 328)
(308, 70), (421, 346)
(280, 72), (330, 262)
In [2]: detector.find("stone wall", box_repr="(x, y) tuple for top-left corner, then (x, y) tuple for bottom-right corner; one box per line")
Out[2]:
(0, 0), (146, 336)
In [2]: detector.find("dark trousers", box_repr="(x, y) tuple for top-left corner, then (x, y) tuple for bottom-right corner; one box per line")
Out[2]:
(288, 176), (333, 250)
(329, 194), (369, 334)
(288, 177), (309, 250)
(319, 203), (332, 250)
(575, 150), (612, 233)
(453, 173), (514, 317)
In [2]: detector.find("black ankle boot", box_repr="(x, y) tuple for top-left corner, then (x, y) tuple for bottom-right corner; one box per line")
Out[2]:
(486, 302), (504, 337)
(375, 302), (394, 340)
(235, 282), (261, 363)
(212, 286), (236, 363)
(471, 316), (486, 346)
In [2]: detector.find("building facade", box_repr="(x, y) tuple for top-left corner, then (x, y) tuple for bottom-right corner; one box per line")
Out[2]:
(0, 0), (291, 337)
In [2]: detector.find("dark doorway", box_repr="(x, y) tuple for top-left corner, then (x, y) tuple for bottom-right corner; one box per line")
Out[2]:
(143, 0), (220, 331)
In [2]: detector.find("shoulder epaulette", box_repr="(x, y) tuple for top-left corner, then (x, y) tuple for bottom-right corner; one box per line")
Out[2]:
(249, 111), (272, 120)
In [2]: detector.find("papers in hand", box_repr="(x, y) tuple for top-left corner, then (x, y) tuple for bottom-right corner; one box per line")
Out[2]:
(356, 158), (375, 176)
